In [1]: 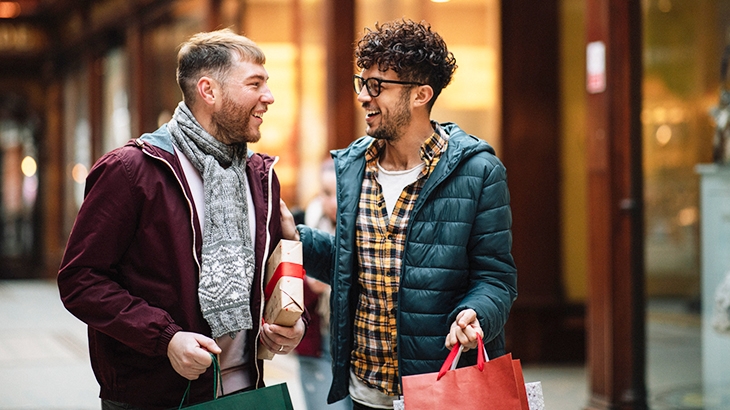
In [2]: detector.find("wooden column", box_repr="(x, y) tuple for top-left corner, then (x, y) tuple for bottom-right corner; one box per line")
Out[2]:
(585, 1), (646, 409)
(41, 79), (65, 278)
(127, 21), (146, 140)
(206, 0), (221, 31)
(88, 54), (103, 162)
(501, 0), (586, 363)
(325, 0), (356, 150)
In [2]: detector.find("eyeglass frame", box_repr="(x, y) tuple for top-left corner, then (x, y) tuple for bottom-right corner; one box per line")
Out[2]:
(353, 75), (426, 98)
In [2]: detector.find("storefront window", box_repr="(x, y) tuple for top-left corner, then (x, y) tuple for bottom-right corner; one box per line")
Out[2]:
(641, 0), (730, 301)
(63, 66), (91, 237)
(242, 0), (327, 206)
(0, 114), (37, 259)
(643, 0), (730, 300)
(102, 47), (131, 154)
(642, 0), (730, 405)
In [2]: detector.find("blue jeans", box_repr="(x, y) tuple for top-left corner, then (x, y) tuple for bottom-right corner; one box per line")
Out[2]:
(299, 335), (352, 410)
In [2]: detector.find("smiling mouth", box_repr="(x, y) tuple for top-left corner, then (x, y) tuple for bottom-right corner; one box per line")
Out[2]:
(366, 109), (380, 118)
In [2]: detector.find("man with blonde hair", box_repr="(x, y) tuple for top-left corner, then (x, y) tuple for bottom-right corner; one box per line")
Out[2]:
(58, 28), (306, 410)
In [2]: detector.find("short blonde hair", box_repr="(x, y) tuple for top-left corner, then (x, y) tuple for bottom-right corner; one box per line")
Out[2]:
(176, 28), (265, 104)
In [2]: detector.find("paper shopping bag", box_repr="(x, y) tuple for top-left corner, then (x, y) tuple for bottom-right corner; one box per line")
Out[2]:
(177, 354), (294, 410)
(402, 334), (529, 410)
(180, 383), (294, 410)
(525, 381), (545, 410)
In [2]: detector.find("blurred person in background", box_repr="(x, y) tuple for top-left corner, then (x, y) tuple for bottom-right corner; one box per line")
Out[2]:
(57, 28), (306, 410)
(295, 158), (352, 410)
(281, 19), (517, 410)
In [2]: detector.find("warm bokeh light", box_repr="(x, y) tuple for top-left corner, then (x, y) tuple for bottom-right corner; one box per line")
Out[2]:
(655, 124), (672, 146)
(657, 0), (672, 13)
(20, 156), (36, 177)
(641, 106), (686, 125)
(72, 163), (88, 184)
(677, 206), (698, 227)
(0, 2), (21, 18)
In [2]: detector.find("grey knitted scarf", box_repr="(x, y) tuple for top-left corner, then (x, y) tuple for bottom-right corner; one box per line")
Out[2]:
(168, 102), (255, 339)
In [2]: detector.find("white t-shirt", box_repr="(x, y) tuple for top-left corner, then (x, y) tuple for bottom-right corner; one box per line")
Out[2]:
(375, 161), (425, 218)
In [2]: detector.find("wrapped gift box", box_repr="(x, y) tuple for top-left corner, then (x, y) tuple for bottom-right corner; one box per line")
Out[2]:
(258, 239), (305, 360)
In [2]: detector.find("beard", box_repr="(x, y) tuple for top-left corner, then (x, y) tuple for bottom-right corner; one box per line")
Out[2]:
(210, 92), (261, 147)
(368, 90), (412, 142)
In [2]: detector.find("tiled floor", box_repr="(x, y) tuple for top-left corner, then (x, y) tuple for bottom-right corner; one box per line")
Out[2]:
(0, 280), (705, 409)
(646, 308), (702, 410)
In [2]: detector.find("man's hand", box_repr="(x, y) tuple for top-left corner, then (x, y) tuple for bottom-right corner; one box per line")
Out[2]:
(259, 316), (306, 355)
(167, 331), (222, 380)
(280, 199), (300, 241)
(445, 309), (484, 351)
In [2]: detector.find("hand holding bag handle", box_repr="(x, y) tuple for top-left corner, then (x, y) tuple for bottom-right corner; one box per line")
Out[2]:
(175, 352), (294, 410)
(402, 333), (529, 410)
(437, 333), (486, 380)
(178, 353), (219, 409)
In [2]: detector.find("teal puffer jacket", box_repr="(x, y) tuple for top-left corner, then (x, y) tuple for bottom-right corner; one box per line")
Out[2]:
(298, 122), (517, 404)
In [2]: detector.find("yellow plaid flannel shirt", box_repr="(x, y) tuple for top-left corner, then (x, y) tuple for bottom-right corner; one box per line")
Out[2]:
(351, 123), (448, 396)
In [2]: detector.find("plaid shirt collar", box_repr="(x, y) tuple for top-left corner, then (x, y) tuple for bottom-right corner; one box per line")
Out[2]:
(364, 121), (449, 178)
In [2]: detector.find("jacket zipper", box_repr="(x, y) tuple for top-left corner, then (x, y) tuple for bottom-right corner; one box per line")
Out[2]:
(395, 149), (457, 393)
(137, 139), (216, 368)
(254, 155), (279, 387)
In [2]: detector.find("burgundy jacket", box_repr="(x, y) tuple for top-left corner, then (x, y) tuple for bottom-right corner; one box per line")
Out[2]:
(58, 125), (284, 409)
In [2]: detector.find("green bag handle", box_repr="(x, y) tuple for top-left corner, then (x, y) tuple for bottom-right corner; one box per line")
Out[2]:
(178, 353), (219, 409)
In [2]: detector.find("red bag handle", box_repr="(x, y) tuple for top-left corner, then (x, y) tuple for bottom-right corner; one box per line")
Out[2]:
(436, 333), (486, 380)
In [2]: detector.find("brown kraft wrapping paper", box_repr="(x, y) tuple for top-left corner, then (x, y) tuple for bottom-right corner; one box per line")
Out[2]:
(258, 239), (305, 360)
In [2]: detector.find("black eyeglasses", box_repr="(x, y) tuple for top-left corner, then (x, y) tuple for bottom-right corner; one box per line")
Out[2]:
(353, 75), (425, 98)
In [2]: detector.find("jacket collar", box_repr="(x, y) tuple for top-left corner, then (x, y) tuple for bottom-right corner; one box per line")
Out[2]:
(134, 123), (278, 195)
(138, 124), (175, 154)
(330, 122), (498, 219)
(332, 122), (496, 175)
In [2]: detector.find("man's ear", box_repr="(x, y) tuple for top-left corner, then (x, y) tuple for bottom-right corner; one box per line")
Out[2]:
(196, 76), (219, 107)
(413, 84), (434, 108)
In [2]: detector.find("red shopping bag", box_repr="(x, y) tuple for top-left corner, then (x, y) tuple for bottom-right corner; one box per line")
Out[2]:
(402, 334), (529, 410)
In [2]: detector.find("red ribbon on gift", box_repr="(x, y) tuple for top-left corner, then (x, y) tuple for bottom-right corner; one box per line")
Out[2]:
(264, 262), (305, 301)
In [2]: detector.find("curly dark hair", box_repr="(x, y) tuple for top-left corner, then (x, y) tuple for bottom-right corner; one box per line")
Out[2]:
(354, 19), (457, 108)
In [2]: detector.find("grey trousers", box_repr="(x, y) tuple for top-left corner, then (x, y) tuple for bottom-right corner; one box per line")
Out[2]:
(101, 400), (146, 410)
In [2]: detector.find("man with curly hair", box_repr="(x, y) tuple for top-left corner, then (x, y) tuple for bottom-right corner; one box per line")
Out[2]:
(281, 19), (516, 409)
